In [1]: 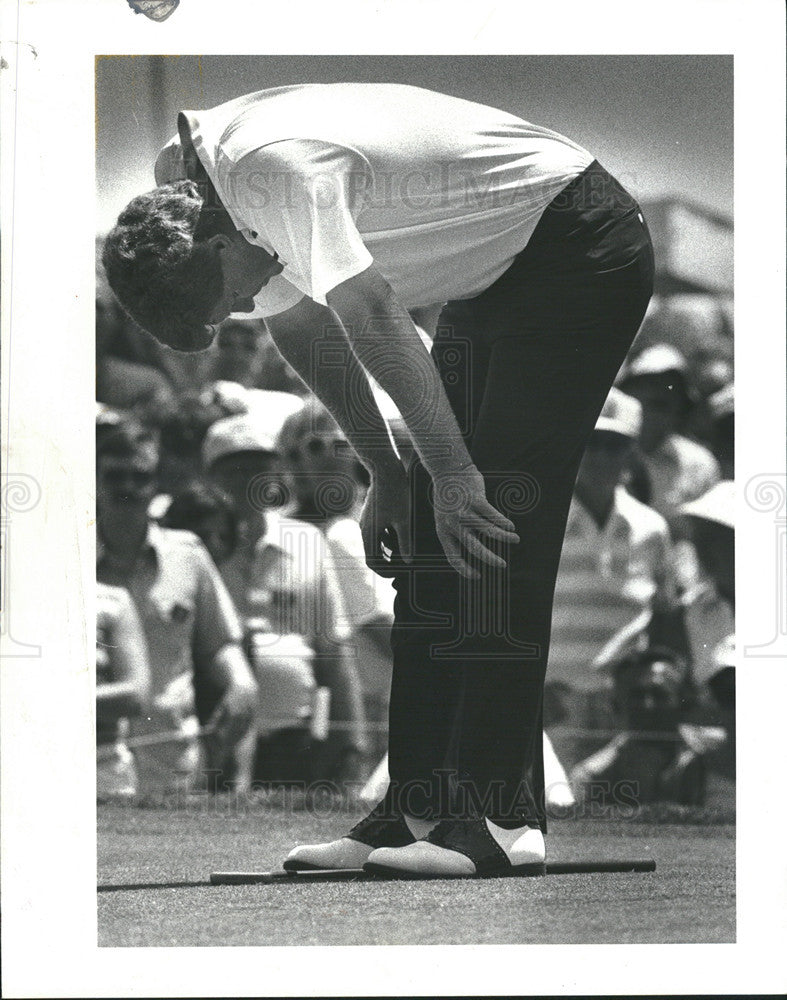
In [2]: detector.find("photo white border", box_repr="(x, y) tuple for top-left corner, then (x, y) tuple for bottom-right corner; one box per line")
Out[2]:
(1, 0), (785, 996)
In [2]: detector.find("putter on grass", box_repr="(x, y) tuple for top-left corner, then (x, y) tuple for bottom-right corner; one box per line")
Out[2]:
(209, 859), (656, 884)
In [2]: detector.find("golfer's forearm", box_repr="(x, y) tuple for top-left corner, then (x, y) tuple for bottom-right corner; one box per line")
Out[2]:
(285, 347), (400, 475)
(306, 344), (402, 474)
(266, 306), (402, 476)
(327, 268), (474, 479)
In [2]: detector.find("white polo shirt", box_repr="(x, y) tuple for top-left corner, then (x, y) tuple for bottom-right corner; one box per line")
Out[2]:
(155, 83), (593, 316)
(548, 487), (677, 692)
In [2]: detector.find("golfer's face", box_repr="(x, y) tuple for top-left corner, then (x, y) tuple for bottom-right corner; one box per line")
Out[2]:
(208, 244), (283, 328)
(208, 290), (257, 328)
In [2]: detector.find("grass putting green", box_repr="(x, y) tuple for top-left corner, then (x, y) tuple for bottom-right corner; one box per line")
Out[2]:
(98, 795), (734, 946)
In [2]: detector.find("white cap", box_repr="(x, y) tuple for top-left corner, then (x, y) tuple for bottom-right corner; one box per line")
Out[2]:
(679, 480), (734, 529)
(202, 391), (304, 469)
(594, 387), (643, 439)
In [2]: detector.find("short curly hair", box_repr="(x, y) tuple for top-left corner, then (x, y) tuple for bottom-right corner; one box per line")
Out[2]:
(102, 180), (232, 352)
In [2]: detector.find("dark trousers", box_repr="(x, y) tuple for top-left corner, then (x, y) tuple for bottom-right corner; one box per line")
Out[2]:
(387, 161), (655, 829)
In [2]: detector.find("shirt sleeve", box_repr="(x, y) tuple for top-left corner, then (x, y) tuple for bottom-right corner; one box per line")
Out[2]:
(227, 139), (374, 306)
(696, 452), (722, 496)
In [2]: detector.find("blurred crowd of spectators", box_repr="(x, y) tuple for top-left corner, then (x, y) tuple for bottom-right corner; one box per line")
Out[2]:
(96, 259), (736, 814)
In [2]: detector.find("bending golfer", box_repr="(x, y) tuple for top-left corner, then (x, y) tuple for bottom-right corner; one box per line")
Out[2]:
(104, 83), (654, 878)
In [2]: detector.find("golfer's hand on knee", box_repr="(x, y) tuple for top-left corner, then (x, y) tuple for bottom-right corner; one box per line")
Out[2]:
(433, 465), (520, 579)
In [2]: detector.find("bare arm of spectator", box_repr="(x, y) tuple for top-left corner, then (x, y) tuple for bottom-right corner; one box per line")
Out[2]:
(569, 736), (626, 805)
(205, 643), (258, 750)
(96, 588), (151, 723)
(311, 533), (370, 763)
(190, 540), (258, 749)
(647, 518), (692, 659)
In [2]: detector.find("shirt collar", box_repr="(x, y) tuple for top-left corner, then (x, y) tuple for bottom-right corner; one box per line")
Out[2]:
(568, 486), (630, 539)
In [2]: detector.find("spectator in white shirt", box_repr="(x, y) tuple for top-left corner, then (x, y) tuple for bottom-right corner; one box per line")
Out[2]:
(618, 344), (721, 520)
(96, 418), (257, 796)
(678, 481), (735, 728)
(202, 404), (370, 785)
(96, 582), (151, 800)
(546, 388), (680, 769)
(278, 398), (396, 760)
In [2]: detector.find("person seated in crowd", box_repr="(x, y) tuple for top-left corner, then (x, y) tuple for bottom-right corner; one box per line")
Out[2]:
(545, 387), (683, 772)
(202, 404), (369, 787)
(618, 343), (723, 595)
(96, 581), (151, 800)
(161, 480), (239, 569)
(617, 344), (721, 520)
(162, 478), (318, 787)
(570, 647), (706, 808)
(147, 384), (291, 518)
(96, 416), (257, 796)
(677, 480), (735, 786)
(278, 398), (396, 761)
